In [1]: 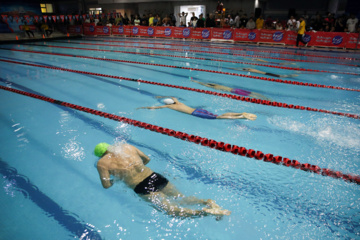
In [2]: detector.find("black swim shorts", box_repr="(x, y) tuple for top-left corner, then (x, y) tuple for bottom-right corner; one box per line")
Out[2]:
(134, 172), (169, 195)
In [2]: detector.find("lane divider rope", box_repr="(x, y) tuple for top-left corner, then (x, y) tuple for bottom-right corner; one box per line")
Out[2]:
(85, 38), (360, 61)
(5, 48), (359, 92)
(11, 45), (359, 76)
(0, 58), (358, 120)
(0, 85), (359, 185)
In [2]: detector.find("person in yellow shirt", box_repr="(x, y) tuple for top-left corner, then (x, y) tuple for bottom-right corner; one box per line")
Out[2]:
(255, 15), (264, 29)
(296, 16), (308, 47)
(41, 22), (53, 37)
(148, 13), (154, 26)
(23, 22), (34, 38)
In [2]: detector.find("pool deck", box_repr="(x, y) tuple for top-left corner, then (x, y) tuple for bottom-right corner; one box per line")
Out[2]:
(0, 32), (82, 44)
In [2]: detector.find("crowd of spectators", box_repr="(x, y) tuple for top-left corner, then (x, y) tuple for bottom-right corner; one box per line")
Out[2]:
(88, 9), (358, 33)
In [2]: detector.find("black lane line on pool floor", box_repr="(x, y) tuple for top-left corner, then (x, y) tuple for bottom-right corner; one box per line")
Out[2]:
(0, 85), (359, 186)
(0, 158), (103, 240)
(0, 56), (359, 120)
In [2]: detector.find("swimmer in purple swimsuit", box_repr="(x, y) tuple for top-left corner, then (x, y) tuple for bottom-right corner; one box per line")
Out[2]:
(137, 96), (257, 120)
(191, 80), (271, 100)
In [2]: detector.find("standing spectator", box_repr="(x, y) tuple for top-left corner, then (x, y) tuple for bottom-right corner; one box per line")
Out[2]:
(256, 15), (264, 30)
(197, 13), (205, 28)
(216, 1), (224, 14)
(346, 14), (359, 33)
(246, 17), (256, 29)
(264, 16), (273, 29)
(334, 15), (345, 32)
(296, 16), (307, 47)
(133, 15), (140, 26)
(287, 16), (297, 30)
(313, 14), (323, 31)
(123, 13), (129, 25)
(239, 14), (248, 29)
(275, 20), (283, 30)
(190, 12), (198, 27)
(234, 13), (240, 28)
(162, 15), (171, 26)
(23, 22), (34, 38)
(141, 14), (148, 26)
(148, 13), (154, 26)
(178, 12), (188, 27)
(206, 13), (216, 28)
(170, 13), (176, 26)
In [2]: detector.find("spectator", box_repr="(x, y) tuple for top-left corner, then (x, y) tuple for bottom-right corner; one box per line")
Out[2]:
(41, 21), (52, 37)
(134, 15), (140, 26)
(287, 15), (297, 31)
(206, 13), (216, 28)
(347, 14), (359, 33)
(296, 16), (307, 47)
(170, 13), (176, 26)
(23, 22), (34, 38)
(275, 20), (283, 30)
(148, 13), (154, 26)
(123, 13), (129, 25)
(239, 14), (248, 29)
(264, 16), (273, 29)
(246, 17), (256, 29)
(190, 12), (198, 27)
(234, 13), (240, 28)
(256, 15), (264, 29)
(334, 15), (345, 32)
(162, 15), (171, 26)
(178, 12), (188, 27)
(154, 14), (161, 26)
(197, 13), (205, 28)
(216, 1), (224, 14)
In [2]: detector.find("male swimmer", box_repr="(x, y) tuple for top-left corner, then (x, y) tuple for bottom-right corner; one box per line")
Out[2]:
(137, 96), (257, 120)
(95, 142), (231, 218)
(231, 67), (298, 78)
(191, 80), (271, 100)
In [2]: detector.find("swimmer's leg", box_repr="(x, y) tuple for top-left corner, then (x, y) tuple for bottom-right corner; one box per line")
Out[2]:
(217, 112), (257, 120)
(279, 74), (299, 78)
(249, 92), (271, 101)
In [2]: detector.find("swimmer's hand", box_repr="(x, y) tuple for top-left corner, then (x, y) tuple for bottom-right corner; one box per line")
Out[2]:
(242, 113), (257, 121)
(136, 106), (155, 110)
(202, 207), (231, 216)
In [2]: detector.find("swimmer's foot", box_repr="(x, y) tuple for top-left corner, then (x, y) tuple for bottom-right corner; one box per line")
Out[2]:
(280, 74), (299, 78)
(203, 207), (231, 216)
(241, 113), (257, 121)
(205, 199), (221, 209)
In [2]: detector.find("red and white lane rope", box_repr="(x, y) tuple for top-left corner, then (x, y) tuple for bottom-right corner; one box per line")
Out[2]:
(0, 58), (358, 119)
(0, 85), (359, 185)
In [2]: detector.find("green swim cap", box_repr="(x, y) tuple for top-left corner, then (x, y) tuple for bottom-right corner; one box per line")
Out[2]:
(94, 142), (110, 157)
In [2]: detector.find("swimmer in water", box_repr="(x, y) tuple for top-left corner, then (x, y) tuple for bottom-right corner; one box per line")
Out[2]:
(191, 80), (271, 100)
(230, 67), (298, 78)
(244, 57), (297, 65)
(137, 96), (257, 120)
(95, 142), (231, 218)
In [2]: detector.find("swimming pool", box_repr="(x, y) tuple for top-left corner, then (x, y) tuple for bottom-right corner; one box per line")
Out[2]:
(0, 36), (359, 239)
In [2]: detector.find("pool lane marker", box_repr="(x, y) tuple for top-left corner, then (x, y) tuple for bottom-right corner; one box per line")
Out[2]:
(3, 48), (360, 92)
(8, 46), (360, 76)
(69, 41), (360, 67)
(85, 38), (360, 61)
(0, 85), (359, 185)
(0, 58), (359, 120)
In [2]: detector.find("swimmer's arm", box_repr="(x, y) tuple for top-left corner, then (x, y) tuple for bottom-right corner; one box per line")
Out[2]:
(97, 166), (113, 189)
(136, 148), (150, 165)
(137, 105), (169, 110)
(191, 80), (210, 87)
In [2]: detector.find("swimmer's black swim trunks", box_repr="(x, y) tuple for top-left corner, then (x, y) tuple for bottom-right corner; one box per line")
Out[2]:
(134, 172), (169, 195)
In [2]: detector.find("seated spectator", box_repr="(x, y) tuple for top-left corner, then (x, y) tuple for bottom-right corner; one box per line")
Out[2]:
(23, 22), (34, 38)
(287, 15), (297, 31)
(275, 20), (283, 30)
(41, 21), (52, 37)
(246, 17), (256, 29)
(264, 16), (273, 29)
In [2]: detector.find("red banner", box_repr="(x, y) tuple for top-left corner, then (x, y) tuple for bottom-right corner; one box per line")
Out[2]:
(68, 25), (83, 34)
(83, 25), (111, 35)
(52, 15), (56, 22)
(132, 26), (155, 37)
(308, 31), (346, 48)
(345, 33), (360, 49)
(19, 25), (36, 30)
(172, 27), (192, 38)
(60, 15), (64, 22)
(191, 28), (211, 39)
(34, 15), (39, 22)
(233, 29), (259, 42)
(112, 25), (131, 35)
(211, 28), (233, 40)
(154, 26), (172, 38)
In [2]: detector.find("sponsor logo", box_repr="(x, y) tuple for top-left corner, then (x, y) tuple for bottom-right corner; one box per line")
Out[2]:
(202, 29), (210, 38)
(75, 26), (81, 33)
(165, 28), (172, 36)
(223, 30), (232, 39)
(248, 32), (256, 40)
(89, 25), (95, 32)
(332, 35), (343, 45)
(103, 26), (109, 34)
(132, 27), (139, 35)
(303, 34), (311, 43)
(272, 31), (284, 42)
(118, 26), (124, 34)
(183, 28), (191, 37)
(148, 27), (154, 35)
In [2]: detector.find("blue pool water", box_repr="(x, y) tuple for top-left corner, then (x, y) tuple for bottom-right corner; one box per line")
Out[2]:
(0, 37), (359, 240)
